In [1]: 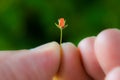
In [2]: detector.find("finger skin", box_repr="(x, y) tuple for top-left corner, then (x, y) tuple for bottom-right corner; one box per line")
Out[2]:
(105, 67), (120, 80)
(57, 42), (91, 80)
(0, 50), (28, 62)
(95, 29), (120, 74)
(0, 42), (60, 80)
(78, 37), (105, 80)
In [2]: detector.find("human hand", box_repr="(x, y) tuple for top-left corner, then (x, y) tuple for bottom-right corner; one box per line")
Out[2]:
(0, 28), (120, 80)
(78, 28), (120, 80)
(0, 42), (91, 80)
(0, 42), (61, 80)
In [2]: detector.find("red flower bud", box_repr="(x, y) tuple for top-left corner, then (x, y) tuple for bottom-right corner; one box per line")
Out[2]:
(58, 18), (65, 28)
(55, 18), (67, 29)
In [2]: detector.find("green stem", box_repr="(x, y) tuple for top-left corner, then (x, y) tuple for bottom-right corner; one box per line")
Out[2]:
(60, 28), (62, 46)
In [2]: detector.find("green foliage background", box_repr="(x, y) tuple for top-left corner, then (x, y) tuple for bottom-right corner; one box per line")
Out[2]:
(0, 0), (120, 50)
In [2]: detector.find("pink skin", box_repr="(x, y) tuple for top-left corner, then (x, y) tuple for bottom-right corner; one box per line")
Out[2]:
(78, 37), (105, 80)
(57, 43), (91, 80)
(0, 29), (120, 80)
(0, 42), (61, 80)
(105, 67), (120, 80)
(95, 29), (120, 74)
(78, 28), (120, 80)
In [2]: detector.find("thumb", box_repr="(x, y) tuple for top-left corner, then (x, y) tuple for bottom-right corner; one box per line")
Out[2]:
(105, 67), (120, 80)
(0, 42), (60, 80)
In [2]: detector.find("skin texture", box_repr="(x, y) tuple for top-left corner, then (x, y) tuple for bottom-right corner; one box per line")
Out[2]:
(0, 28), (120, 80)
(95, 29), (120, 74)
(78, 37), (105, 80)
(78, 28), (120, 80)
(0, 42), (61, 80)
(105, 67), (120, 80)
(57, 43), (91, 80)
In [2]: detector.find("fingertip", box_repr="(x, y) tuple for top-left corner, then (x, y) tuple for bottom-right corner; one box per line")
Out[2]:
(30, 41), (60, 67)
(30, 41), (60, 53)
(62, 42), (76, 50)
(78, 37), (105, 80)
(30, 41), (61, 73)
(58, 42), (90, 80)
(78, 36), (96, 51)
(105, 67), (120, 80)
(95, 28), (120, 73)
(95, 28), (120, 45)
(0, 42), (61, 80)
(96, 28), (120, 44)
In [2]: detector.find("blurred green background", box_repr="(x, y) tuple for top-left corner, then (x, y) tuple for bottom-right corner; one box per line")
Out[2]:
(0, 0), (120, 50)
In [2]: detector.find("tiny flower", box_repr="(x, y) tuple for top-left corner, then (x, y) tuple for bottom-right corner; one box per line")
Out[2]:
(58, 18), (65, 28)
(55, 18), (68, 29)
(54, 18), (68, 79)
(55, 18), (68, 46)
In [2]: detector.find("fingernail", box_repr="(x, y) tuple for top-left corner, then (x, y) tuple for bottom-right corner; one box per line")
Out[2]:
(62, 42), (75, 46)
(62, 42), (76, 50)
